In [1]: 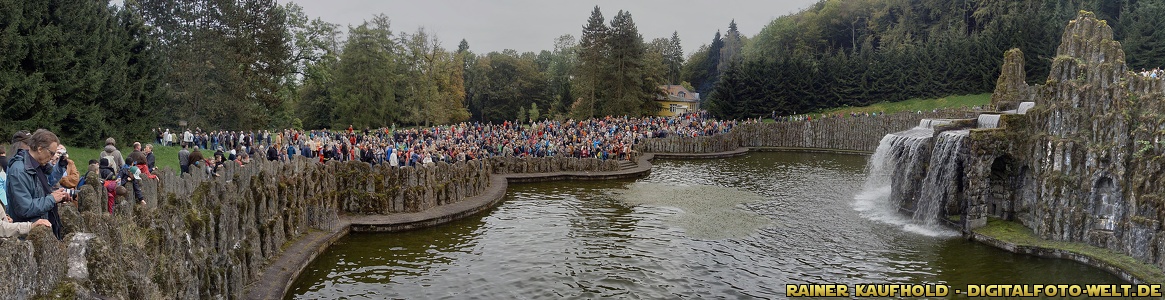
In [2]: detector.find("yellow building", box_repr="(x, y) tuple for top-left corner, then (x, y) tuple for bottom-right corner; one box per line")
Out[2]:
(656, 85), (700, 117)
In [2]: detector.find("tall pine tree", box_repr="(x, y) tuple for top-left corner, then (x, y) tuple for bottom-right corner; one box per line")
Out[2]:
(665, 31), (684, 85)
(605, 10), (659, 117)
(707, 60), (744, 119)
(698, 31), (724, 97)
(0, 0), (164, 147)
(718, 20), (743, 75)
(573, 6), (607, 118)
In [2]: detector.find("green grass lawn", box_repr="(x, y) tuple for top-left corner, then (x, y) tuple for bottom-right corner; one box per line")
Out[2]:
(818, 93), (991, 115)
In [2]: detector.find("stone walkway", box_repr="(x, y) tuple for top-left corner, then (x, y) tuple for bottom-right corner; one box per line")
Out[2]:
(651, 147), (749, 159)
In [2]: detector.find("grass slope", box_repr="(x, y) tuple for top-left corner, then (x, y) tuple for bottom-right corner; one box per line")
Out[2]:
(819, 93), (991, 115)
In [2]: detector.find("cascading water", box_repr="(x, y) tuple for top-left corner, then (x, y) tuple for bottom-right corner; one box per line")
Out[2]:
(978, 114), (1001, 129)
(854, 120), (960, 237)
(913, 130), (969, 226)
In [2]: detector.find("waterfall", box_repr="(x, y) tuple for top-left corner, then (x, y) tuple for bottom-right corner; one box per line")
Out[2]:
(918, 119), (953, 129)
(913, 130), (969, 226)
(855, 121), (957, 237)
(978, 114), (1001, 129)
(1016, 102), (1036, 114)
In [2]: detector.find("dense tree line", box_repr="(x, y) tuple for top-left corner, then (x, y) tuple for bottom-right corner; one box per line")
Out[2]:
(0, 1), (687, 146)
(0, 0), (163, 147)
(134, 0), (291, 131)
(700, 0), (1165, 120)
(295, 14), (469, 129)
(0, 0), (663, 149)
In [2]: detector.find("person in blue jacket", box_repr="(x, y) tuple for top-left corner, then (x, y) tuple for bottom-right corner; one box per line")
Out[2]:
(6, 129), (71, 239)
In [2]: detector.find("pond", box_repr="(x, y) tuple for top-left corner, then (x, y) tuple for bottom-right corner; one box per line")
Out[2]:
(288, 152), (1122, 299)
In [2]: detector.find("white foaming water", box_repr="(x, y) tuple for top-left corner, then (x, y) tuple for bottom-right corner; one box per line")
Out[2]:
(913, 130), (969, 225)
(852, 131), (959, 237)
(618, 182), (772, 240)
(977, 114), (1001, 129)
(918, 119), (954, 129)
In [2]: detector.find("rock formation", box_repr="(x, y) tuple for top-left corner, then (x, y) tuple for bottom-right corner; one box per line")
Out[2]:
(991, 49), (1034, 111)
(965, 11), (1165, 270)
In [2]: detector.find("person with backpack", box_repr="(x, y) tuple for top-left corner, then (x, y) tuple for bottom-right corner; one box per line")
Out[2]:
(98, 158), (118, 214)
(101, 137), (124, 174)
(119, 158), (145, 206)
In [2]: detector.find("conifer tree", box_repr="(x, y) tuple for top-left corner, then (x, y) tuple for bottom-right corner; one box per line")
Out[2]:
(666, 31), (684, 85)
(718, 20), (743, 75)
(698, 31), (724, 97)
(0, 0), (163, 147)
(573, 6), (608, 118)
(606, 10), (659, 117)
(707, 60), (744, 119)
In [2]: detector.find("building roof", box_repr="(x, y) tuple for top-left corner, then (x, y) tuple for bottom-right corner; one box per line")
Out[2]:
(658, 85), (699, 103)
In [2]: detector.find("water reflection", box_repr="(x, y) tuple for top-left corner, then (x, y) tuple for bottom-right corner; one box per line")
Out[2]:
(289, 152), (1124, 299)
(288, 215), (485, 298)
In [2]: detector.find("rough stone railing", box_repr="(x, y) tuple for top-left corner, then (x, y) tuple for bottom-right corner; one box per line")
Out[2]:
(0, 158), (343, 299)
(488, 156), (623, 174)
(335, 160), (492, 215)
(636, 110), (979, 154)
(635, 132), (742, 153)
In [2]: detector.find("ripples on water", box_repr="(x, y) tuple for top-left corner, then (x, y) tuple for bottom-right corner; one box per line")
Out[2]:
(289, 152), (1124, 299)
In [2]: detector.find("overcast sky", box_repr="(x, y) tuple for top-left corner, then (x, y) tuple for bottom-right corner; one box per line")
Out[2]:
(288, 0), (819, 57)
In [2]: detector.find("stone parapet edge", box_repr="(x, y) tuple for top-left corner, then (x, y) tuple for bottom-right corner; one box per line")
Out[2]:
(968, 232), (1151, 285)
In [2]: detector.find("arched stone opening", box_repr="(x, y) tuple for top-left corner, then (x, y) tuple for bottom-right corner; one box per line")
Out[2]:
(987, 155), (1015, 220)
(1089, 177), (1120, 232)
(984, 155), (1032, 222)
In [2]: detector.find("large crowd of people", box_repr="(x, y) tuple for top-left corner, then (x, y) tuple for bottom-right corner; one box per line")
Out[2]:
(2, 112), (745, 239)
(159, 112), (745, 177)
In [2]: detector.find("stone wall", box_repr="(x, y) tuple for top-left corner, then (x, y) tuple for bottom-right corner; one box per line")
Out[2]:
(636, 110), (978, 154)
(636, 132), (742, 153)
(0, 158), (342, 299)
(488, 156), (622, 174)
(965, 12), (1165, 272)
(335, 160), (492, 215)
